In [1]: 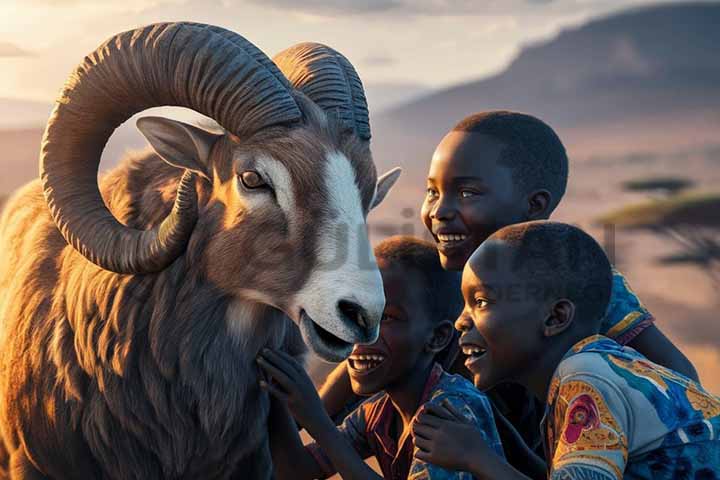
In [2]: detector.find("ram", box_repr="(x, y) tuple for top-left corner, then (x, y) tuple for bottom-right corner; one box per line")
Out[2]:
(0, 23), (399, 479)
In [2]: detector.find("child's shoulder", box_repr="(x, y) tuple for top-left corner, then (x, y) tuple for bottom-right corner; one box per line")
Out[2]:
(602, 267), (654, 344)
(551, 335), (637, 407)
(423, 367), (505, 457)
(432, 368), (486, 399)
(426, 368), (494, 417)
(554, 335), (720, 428)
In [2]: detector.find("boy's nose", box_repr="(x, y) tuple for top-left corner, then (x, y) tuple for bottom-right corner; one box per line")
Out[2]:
(431, 198), (457, 220)
(454, 312), (473, 332)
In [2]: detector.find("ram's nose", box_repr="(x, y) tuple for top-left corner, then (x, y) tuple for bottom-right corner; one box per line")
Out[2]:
(337, 299), (381, 344)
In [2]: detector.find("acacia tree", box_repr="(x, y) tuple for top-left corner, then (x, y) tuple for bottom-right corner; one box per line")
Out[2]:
(621, 176), (695, 197)
(598, 192), (720, 284)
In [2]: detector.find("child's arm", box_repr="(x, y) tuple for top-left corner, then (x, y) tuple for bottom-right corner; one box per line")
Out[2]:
(606, 270), (698, 380)
(627, 325), (699, 381)
(318, 360), (360, 420)
(258, 349), (383, 480)
(266, 395), (325, 480)
(412, 403), (532, 480)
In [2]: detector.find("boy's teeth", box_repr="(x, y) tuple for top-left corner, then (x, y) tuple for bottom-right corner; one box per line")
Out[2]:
(437, 234), (467, 242)
(461, 346), (486, 356)
(349, 354), (386, 372)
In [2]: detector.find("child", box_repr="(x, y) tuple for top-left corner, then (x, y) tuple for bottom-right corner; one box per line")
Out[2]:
(321, 110), (697, 461)
(420, 110), (696, 379)
(412, 221), (720, 479)
(258, 236), (504, 480)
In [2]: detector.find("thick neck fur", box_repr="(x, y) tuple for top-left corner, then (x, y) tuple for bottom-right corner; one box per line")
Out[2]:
(53, 231), (303, 479)
(44, 151), (305, 478)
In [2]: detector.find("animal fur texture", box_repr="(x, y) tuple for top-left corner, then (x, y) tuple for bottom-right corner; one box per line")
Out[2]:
(0, 100), (382, 479)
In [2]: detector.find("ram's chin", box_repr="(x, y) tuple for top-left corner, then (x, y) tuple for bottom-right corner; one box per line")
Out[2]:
(299, 311), (353, 363)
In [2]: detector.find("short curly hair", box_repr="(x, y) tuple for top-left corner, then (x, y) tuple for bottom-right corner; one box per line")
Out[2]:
(374, 235), (463, 368)
(488, 221), (612, 329)
(453, 111), (569, 214)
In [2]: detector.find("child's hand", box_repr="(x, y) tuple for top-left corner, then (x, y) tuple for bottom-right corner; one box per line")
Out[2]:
(412, 401), (497, 473)
(257, 349), (333, 438)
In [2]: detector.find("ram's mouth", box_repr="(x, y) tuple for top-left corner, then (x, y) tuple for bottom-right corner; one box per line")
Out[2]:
(299, 310), (353, 363)
(348, 352), (386, 375)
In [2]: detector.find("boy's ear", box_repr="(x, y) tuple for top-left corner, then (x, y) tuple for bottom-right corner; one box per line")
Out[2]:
(371, 167), (402, 210)
(543, 299), (575, 337)
(137, 116), (220, 180)
(426, 319), (454, 354)
(526, 189), (552, 220)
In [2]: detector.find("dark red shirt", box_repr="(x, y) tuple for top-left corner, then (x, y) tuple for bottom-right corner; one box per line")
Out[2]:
(306, 363), (503, 479)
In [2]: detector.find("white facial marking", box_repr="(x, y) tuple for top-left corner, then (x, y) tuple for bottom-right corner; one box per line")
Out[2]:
(228, 153), (297, 233)
(290, 150), (385, 346)
(253, 155), (296, 228)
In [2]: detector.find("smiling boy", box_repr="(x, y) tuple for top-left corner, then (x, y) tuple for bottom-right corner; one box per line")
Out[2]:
(258, 236), (503, 480)
(320, 111), (697, 449)
(413, 221), (720, 479)
(421, 111), (696, 374)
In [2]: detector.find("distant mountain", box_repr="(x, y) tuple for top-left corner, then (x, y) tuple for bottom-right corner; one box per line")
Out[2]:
(363, 82), (432, 114)
(371, 2), (720, 177)
(379, 2), (720, 132)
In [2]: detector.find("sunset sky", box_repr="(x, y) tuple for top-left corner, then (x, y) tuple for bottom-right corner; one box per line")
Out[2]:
(1, 1), (718, 395)
(0, 0), (703, 106)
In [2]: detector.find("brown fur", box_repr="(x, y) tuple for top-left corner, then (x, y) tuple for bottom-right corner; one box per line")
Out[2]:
(0, 97), (377, 479)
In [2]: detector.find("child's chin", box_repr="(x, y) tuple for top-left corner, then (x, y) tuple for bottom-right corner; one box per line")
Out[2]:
(472, 373), (495, 392)
(439, 252), (468, 271)
(350, 379), (383, 397)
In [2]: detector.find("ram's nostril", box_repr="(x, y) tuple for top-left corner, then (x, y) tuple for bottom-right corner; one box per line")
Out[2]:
(338, 299), (369, 329)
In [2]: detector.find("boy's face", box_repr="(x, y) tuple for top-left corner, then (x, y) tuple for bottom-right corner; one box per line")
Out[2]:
(455, 240), (545, 391)
(421, 131), (528, 271)
(347, 260), (435, 396)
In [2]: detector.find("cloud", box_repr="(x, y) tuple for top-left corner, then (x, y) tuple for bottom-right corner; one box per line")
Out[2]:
(246, 0), (401, 15)
(363, 54), (396, 67)
(0, 41), (33, 58)
(24, 0), (184, 13)
(247, 0), (562, 17)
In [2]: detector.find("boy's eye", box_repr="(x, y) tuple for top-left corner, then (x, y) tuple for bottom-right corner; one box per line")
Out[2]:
(426, 188), (438, 199)
(474, 297), (489, 309)
(460, 190), (477, 198)
(382, 313), (398, 323)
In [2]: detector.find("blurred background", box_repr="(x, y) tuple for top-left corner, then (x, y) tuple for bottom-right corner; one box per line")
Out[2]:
(1, 0), (718, 396)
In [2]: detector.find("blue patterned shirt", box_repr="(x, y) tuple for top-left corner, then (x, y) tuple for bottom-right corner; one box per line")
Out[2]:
(600, 268), (654, 345)
(544, 335), (720, 480)
(306, 363), (504, 479)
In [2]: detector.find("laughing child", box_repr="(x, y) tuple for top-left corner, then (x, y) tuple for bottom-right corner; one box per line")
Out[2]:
(320, 111), (698, 463)
(412, 221), (720, 479)
(420, 110), (696, 379)
(257, 236), (504, 480)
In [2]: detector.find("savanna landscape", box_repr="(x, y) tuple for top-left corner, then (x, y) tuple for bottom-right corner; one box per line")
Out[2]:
(2, 2), (717, 395)
(0, 3), (718, 478)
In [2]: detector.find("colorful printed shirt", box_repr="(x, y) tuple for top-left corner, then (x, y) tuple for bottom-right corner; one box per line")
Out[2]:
(543, 335), (720, 480)
(306, 363), (504, 480)
(600, 268), (654, 345)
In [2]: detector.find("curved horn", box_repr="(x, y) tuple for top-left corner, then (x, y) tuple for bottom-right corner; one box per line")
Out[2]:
(273, 43), (371, 141)
(41, 23), (301, 274)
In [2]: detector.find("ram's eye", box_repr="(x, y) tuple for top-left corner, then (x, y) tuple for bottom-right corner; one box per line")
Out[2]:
(240, 170), (266, 189)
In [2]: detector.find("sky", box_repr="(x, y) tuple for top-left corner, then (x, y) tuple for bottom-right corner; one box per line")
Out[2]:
(0, 0), (706, 105)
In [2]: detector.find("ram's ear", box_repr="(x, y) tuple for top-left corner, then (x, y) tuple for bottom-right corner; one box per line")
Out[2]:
(371, 167), (402, 210)
(137, 116), (220, 180)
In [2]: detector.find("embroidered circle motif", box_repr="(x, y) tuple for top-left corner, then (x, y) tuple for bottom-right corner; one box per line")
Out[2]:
(564, 394), (599, 443)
